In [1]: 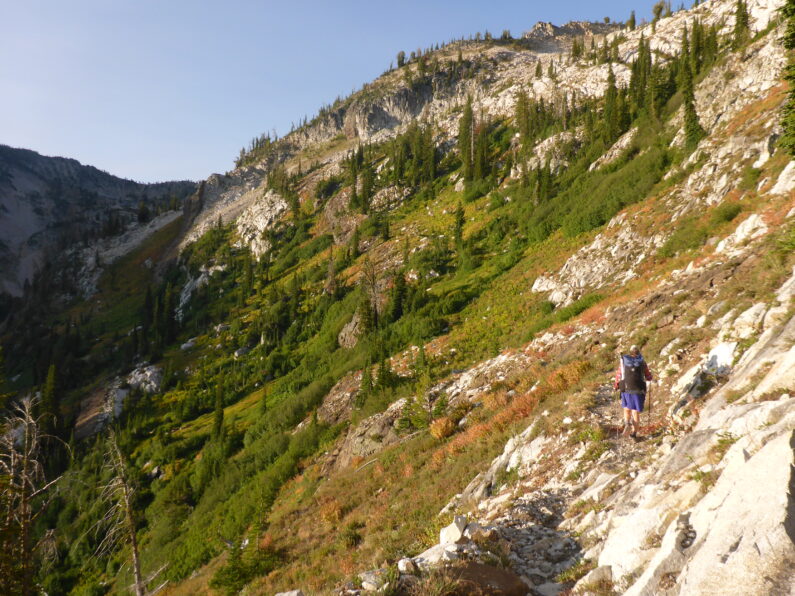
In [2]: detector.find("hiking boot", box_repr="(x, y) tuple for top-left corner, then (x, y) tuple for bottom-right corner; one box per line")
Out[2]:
(622, 422), (632, 436)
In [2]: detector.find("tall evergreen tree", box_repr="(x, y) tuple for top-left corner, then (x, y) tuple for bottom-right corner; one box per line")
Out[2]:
(781, 0), (795, 155)
(458, 96), (474, 181)
(359, 288), (376, 334)
(628, 10), (637, 30)
(388, 272), (407, 323)
(733, 0), (751, 49)
(454, 202), (465, 246)
(212, 383), (224, 440)
(604, 67), (620, 141)
(358, 363), (373, 407)
(681, 53), (705, 150)
(652, 1), (666, 32)
(40, 365), (58, 437)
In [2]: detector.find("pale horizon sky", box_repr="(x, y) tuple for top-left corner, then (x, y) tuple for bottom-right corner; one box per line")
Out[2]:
(1, 0), (651, 183)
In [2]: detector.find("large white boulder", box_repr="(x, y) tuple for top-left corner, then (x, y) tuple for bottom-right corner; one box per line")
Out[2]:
(770, 160), (795, 195)
(439, 515), (469, 545)
(732, 303), (767, 340)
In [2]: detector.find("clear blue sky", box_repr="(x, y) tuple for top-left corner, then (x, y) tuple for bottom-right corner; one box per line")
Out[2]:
(0, 0), (649, 183)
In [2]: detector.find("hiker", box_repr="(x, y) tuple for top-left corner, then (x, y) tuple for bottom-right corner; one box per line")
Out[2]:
(614, 345), (653, 438)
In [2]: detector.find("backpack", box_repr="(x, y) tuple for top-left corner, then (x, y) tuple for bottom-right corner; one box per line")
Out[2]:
(619, 354), (647, 394)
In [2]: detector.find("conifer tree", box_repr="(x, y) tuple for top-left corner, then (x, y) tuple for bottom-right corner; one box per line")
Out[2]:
(681, 53), (705, 150)
(515, 90), (530, 145)
(415, 344), (427, 374)
(40, 365), (58, 437)
(357, 363), (372, 407)
(458, 96), (474, 181)
(733, 0), (750, 49)
(349, 226), (361, 260)
(388, 272), (407, 322)
(604, 67), (620, 141)
(212, 383), (224, 440)
(628, 10), (637, 30)
(473, 123), (490, 181)
(360, 165), (374, 213)
(781, 0), (795, 155)
(535, 60), (542, 77)
(652, 1), (666, 31)
(358, 288), (376, 334)
(454, 202), (465, 246)
(376, 356), (394, 390)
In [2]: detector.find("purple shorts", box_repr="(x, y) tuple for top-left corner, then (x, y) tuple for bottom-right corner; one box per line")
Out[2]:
(621, 392), (645, 412)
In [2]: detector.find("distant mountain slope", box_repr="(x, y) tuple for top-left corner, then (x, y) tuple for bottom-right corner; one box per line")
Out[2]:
(0, 144), (196, 295)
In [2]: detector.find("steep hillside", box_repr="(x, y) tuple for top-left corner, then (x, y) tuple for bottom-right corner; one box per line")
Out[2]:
(1, 1), (793, 595)
(0, 144), (195, 297)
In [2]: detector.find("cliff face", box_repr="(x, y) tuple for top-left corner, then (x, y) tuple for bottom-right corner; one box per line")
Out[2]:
(0, 144), (195, 296)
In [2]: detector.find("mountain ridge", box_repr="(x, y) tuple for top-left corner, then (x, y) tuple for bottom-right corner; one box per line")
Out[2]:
(0, 144), (196, 297)
(0, 0), (793, 594)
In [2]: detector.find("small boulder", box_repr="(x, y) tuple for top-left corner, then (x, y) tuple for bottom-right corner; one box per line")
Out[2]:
(463, 521), (485, 540)
(274, 591), (305, 596)
(439, 515), (469, 544)
(359, 568), (388, 591)
(397, 558), (416, 574)
(580, 564), (612, 585)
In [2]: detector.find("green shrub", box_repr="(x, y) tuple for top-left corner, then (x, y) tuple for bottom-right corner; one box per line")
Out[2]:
(738, 166), (762, 191)
(710, 202), (742, 225)
(658, 218), (708, 258)
(209, 545), (281, 596)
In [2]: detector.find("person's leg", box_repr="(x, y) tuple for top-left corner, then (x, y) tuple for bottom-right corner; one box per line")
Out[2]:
(631, 409), (641, 436)
(623, 408), (632, 434)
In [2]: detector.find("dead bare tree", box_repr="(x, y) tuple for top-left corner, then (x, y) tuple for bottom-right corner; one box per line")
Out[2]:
(0, 396), (63, 596)
(94, 428), (146, 596)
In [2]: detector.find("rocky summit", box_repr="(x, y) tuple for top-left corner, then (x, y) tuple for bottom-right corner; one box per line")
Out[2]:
(1, 0), (794, 595)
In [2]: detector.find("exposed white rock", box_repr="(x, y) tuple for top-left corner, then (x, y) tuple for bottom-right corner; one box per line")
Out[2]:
(715, 214), (768, 256)
(126, 364), (162, 394)
(732, 303), (768, 340)
(439, 515), (468, 544)
(358, 568), (388, 591)
(763, 265), (795, 329)
(177, 264), (225, 320)
(234, 189), (288, 258)
(532, 218), (664, 305)
(332, 398), (407, 470)
(397, 558), (416, 574)
(770, 160), (795, 195)
(624, 419), (795, 596)
(589, 128), (637, 171)
(413, 542), (453, 569)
